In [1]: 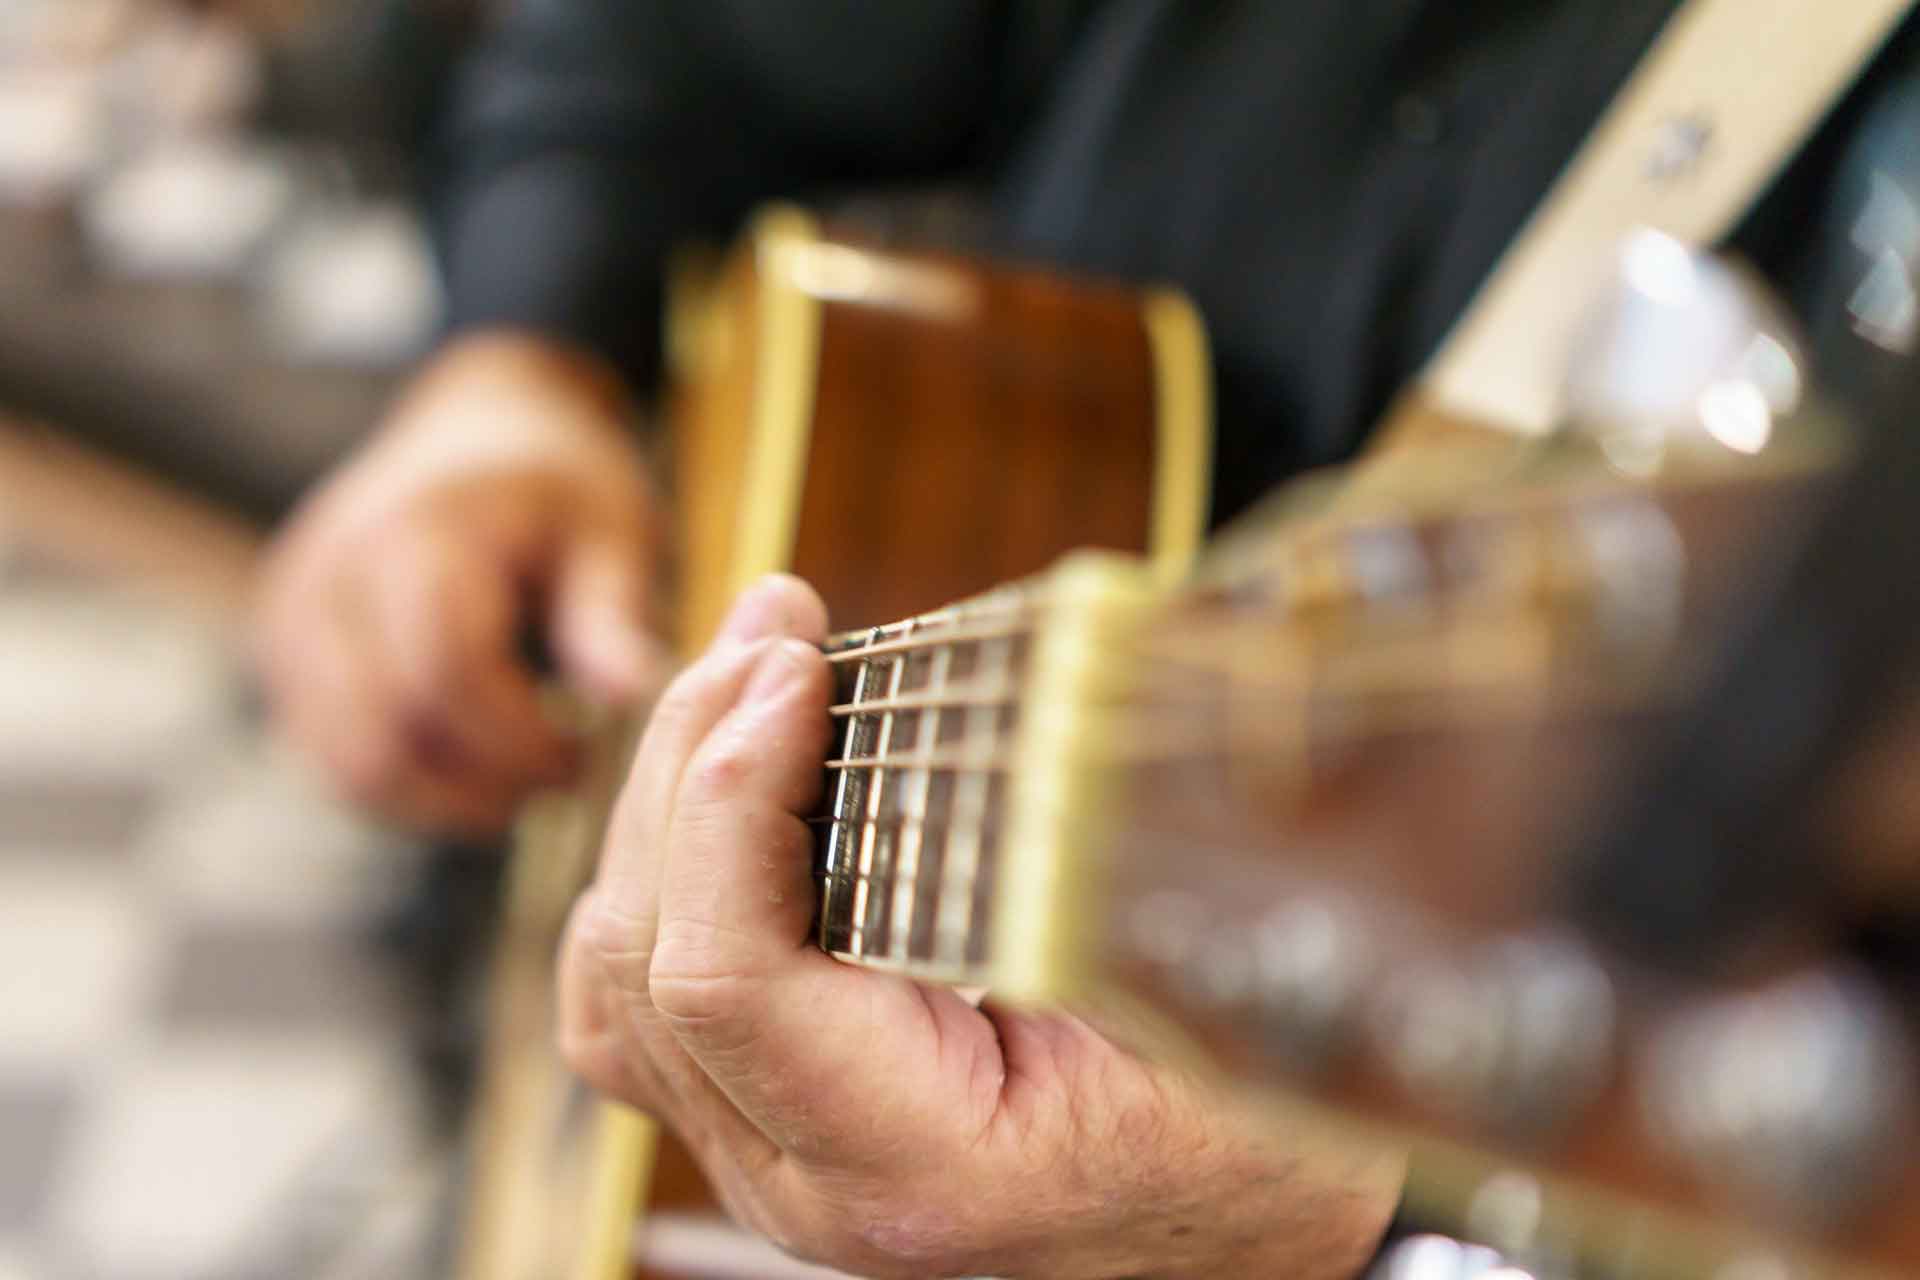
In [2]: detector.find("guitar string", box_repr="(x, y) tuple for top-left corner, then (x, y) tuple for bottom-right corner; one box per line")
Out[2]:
(821, 636), (1579, 721)
(815, 582), (1647, 963)
(828, 687), (1019, 716)
(888, 639), (949, 962)
(822, 595), (1037, 652)
(814, 446), (1779, 669)
(823, 593), (1031, 966)
(814, 660), (1651, 951)
(819, 635), (890, 956)
(819, 679), (1581, 725)
(815, 678), (1663, 772)
(804, 668), (1603, 908)
(946, 631), (1009, 967)
(824, 620), (1034, 665)
(848, 640), (909, 958)
(817, 540), (1625, 665)
(821, 711), (1627, 977)
(822, 598), (1637, 689)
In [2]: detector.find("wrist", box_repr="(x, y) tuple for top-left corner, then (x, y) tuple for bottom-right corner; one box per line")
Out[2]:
(1005, 1127), (1404, 1280)
(1145, 1126), (1405, 1280)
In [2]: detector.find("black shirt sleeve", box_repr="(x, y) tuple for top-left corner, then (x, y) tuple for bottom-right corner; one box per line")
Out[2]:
(431, 0), (1071, 389)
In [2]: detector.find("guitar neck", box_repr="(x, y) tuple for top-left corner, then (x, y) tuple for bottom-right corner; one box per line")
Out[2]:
(807, 425), (1920, 1278)
(814, 587), (1038, 982)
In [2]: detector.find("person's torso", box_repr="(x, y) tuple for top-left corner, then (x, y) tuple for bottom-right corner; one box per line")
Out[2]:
(987, 0), (1920, 522)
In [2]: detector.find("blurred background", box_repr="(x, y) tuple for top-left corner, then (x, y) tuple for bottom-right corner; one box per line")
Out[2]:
(0, 2), (474, 1276)
(3, 4), (1914, 1280)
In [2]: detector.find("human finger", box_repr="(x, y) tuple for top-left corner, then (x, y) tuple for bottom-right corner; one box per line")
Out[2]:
(563, 579), (834, 1126)
(362, 521), (581, 789)
(274, 578), (525, 833)
(648, 637), (1000, 1168)
(549, 523), (675, 707)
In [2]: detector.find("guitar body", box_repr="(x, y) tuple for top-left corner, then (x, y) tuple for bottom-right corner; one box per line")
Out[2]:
(457, 206), (1212, 1280)
(670, 205), (1209, 643)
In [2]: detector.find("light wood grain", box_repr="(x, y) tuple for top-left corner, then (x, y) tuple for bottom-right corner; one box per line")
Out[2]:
(0, 416), (259, 612)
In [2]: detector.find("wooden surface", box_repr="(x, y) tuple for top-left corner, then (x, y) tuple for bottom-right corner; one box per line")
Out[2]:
(790, 237), (1159, 630)
(1099, 452), (1920, 1278)
(668, 241), (766, 653)
(0, 414), (260, 612)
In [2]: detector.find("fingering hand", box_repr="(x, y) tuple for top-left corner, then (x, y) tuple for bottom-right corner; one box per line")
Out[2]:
(559, 574), (1403, 1280)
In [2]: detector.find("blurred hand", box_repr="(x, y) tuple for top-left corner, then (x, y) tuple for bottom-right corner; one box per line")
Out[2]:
(256, 332), (671, 835)
(560, 574), (1405, 1280)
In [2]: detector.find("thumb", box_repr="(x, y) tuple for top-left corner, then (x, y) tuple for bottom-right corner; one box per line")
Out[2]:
(651, 636), (1004, 1167)
(550, 530), (672, 706)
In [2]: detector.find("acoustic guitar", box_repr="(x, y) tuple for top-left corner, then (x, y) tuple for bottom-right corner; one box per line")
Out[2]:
(454, 4), (1920, 1272)
(455, 204), (1213, 1280)
(462, 211), (1918, 1280)
(794, 242), (1920, 1278)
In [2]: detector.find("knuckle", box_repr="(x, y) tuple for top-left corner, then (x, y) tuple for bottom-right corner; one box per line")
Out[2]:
(647, 637), (771, 736)
(555, 1016), (622, 1097)
(635, 678), (706, 758)
(686, 735), (755, 798)
(646, 961), (747, 1029)
(646, 920), (760, 1033)
(571, 890), (657, 999)
(557, 897), (663, 1109)
(646, 658), (731, 738)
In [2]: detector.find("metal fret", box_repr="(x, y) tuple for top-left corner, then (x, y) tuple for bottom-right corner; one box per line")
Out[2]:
(824, 619), (1031, 665)
(815, 591), (1035, 974)
(938, 632), (1012, 967)
(828, 688), (1017, 717)
(889, 641), (951, 960)
(806, 813), (991, 834)
(818, 630), (883, 954)
(819, 866), (1000, 902)
(825, 752), (1011, 772)
(821, 590), (1033, 661)
(849, 641), (910, 957)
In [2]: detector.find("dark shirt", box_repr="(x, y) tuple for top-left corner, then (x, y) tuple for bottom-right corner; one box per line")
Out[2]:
(435, 0), (1920, 524)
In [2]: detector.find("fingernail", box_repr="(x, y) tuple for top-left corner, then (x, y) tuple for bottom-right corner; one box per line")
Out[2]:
(716, 575), (796, 646)
(744, 637), (813, 704)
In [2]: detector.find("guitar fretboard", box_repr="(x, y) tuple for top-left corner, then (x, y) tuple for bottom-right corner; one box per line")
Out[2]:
(814, 590), (1036, 980)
